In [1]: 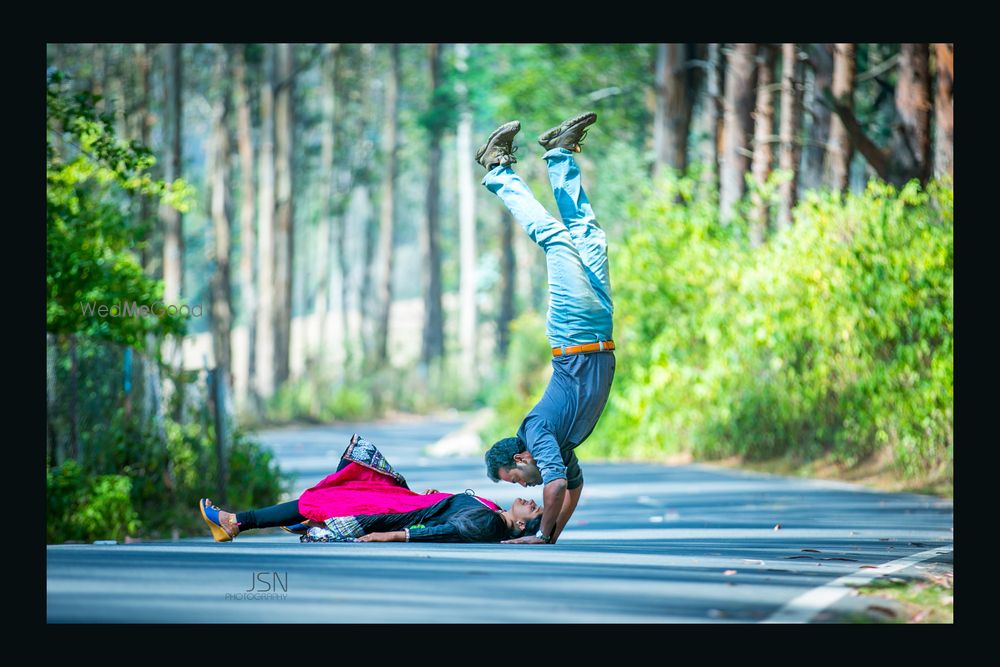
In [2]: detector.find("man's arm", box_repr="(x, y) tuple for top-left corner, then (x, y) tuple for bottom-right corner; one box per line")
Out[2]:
(550, 482), (583, 544)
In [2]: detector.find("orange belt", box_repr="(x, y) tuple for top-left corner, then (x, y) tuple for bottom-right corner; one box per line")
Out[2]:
(552, 340), (615, 357)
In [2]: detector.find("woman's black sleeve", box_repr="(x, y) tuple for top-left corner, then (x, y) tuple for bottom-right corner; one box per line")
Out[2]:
(406, 523), (463, 542)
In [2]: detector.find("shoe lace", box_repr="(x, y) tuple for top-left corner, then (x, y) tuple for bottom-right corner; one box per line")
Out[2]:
(576, 129), (589, 148)
(500, 143), (519, 166)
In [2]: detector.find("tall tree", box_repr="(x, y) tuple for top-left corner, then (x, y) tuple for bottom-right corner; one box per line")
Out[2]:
(800, 43), (833, 192)
(421, 43), (445, 367)
(160, 44), (184, 307)
(373, 44), (401, 370)
(255, 44), (276, 399)
(824, 44), (933, 188)
(455, 43), (478, 389)
(933, 43), (954, 180)
(824, 43), (856, 192)
(497, 209), (516, 358)
(719, 43), (758, 225)
(273, 43), (295, 387)
(134, 44), (156, 275)
(209, 45), (234, 389)
(231, 44), (257, 404)
(697, 43), (724, 191)
(776, 43), (805, 230)
(749, 44), (776, 247)
(313, 43), (340, 368)
(654, 43), (694, 175)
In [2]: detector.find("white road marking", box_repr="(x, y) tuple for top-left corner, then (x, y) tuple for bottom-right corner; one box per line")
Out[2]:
(760, 545), (953, 623)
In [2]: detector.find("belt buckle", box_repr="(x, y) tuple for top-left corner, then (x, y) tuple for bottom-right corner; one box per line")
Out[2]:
(598, 340), (605, 352)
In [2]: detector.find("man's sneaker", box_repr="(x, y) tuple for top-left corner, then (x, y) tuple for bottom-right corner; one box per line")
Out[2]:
(538, 112), (598, 153)
(476, 120), (521, 170)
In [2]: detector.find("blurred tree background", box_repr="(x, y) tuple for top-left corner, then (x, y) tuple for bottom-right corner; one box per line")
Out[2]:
(46, 43), (953, 541)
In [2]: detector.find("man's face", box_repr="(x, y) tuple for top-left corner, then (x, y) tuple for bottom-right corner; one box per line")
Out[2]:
(498, 454), (543, 487)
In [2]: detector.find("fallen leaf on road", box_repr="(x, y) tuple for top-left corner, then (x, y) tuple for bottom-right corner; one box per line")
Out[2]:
(742, 559), (765, 565)
(878, 538), (893, 541)
(820, 557), (859, 562)
(723, 569), (737, 576)
(773, 523), (782, 530)
(912, 609), (931, 622)
(801, 548), (822, 553)
(784, 555), (814, 559)
(859, 565), (880, 569)
(909, 542), (930, 547)
(867, 605), (896, 618)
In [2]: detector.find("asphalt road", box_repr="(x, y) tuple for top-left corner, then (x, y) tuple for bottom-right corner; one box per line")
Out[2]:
(47, 415), (953, 623)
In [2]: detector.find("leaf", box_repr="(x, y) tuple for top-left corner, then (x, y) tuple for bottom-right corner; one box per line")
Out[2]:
(867, 605), (897, 618)
(820, 557), (859, 562)
(909, 541), (930, 547)
(801, 548), (821, 553)
(723, 569), (738, 576)
(859, 565), (880, 569)
(742, 559), (765, 565)
(773, 523), (782, 530)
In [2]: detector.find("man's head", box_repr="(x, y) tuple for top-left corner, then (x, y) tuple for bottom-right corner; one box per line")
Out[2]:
(485, 437), (544, 487)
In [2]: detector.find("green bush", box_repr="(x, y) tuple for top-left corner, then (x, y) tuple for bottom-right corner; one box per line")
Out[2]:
(485, 171), (953, 483)
(47, 459), (140, 543)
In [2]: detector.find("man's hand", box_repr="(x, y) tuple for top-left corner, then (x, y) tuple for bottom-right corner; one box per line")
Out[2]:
(501, 535), (546, 545)
(356, 531), (404, 542)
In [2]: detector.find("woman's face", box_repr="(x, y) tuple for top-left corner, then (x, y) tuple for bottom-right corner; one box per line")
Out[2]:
(510, 497), (543, 524)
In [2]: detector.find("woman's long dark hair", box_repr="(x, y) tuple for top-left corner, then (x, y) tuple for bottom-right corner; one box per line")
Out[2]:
(449, 500), (543, 542)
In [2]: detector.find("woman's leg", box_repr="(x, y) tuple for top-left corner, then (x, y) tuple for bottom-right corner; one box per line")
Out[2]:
(483, 164), (608, 348)
(234, 499), (306, 531)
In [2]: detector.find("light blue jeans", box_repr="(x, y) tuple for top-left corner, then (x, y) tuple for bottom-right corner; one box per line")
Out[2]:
(483, 147), (614, 348)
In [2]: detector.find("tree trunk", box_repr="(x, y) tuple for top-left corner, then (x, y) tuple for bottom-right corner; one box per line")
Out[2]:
(498, 209), (516, 358)
(719, 43), (758, 225)
(455, 43), (478, 389)
(933, 43), (953, 180)
(314, 44), (340, 369)
(801, 43), (833, 192)
(231, 44), (257, 405)
(134, 44), (156, 274)
(210, 45), (234, 390)
(699, 43), (724, 192)
(373, 44), (401, 370)
(654, 43), (694, 175)
(892, 43), (933, 186)
(421, 43), (445, 367)
(273, 43), (295, 388)
(749, 44), (776, 247)
(255, 44), (276, 399)
(776, 43), (804, 231)
(161, 44), (184, 307)
(824, 43), (856, 192)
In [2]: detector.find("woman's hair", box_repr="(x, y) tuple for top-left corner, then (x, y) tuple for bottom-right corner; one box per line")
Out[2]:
(449, 502), (543, 542)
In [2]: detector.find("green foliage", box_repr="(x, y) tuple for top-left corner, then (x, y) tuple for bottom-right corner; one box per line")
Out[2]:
(488, 171), (953, 483)
(47, 458), (140, 543)
(46, 68), (196, 347)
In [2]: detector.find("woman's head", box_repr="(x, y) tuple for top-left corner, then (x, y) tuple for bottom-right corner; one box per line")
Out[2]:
(504, 497), (544, 539)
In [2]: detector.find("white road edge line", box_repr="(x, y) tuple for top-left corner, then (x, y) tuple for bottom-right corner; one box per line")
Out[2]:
(760, 545), (953, 624)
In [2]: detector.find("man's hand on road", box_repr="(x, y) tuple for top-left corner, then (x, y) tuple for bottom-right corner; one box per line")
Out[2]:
(501, 535), (546, 545)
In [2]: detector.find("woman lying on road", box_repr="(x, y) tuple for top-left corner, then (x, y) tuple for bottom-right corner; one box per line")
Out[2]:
(199, 434), (544, 543)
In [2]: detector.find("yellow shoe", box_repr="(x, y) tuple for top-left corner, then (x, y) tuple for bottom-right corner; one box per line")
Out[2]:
(199, 498), (238, 542)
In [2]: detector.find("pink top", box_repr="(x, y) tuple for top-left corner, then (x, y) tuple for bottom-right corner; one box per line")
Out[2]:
(296, 461), (505, 522)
